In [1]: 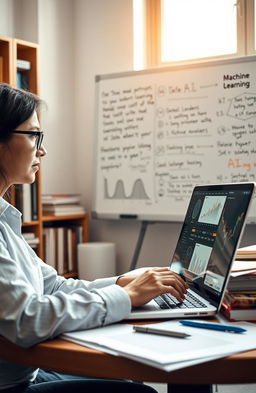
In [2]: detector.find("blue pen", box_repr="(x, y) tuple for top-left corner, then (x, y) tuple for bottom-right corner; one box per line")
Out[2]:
(180, 320), (247, 333)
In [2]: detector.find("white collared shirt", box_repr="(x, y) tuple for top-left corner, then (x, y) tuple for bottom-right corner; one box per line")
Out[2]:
(0, 197), (131, 390)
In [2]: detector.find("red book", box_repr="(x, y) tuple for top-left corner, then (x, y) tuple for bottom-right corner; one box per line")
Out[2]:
(221, 300), (256, 321)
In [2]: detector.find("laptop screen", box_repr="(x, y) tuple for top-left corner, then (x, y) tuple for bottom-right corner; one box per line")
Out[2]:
(170, 183), (255, 308)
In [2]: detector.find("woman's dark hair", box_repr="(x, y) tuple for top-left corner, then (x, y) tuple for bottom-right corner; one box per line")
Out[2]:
(0, 83), (42, 143)
(0, 83), (43, 197)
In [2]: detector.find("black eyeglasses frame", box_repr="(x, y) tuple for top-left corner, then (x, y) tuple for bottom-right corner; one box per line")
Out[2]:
(11, 130), (44, 150)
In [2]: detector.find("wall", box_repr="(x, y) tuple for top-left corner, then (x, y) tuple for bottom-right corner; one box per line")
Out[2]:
(13, 0), (38, 43)
(0, 0), (15, 37)
(38, 0), (77, 194)
(71, 0), (184, 274)
(0, 0), (255, 275)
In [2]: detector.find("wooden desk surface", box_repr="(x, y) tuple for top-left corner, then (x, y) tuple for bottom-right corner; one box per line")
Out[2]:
(0, 336), (255, 385)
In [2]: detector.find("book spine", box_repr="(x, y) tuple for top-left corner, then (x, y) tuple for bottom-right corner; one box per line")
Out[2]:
(67, 228), (73, 272)
(43, 227), (57, 269)
(0, 56), (3, 82)
(63, 227), (69, 274)
(16, 70), (29, 90)
(57, 227), (65, 275)
(15, 184), (33, 223)
(15, 184), (23, 215)
(43, 225), (81, 275)
(31, 182), (38, 220)
(22, 184), (32, 223)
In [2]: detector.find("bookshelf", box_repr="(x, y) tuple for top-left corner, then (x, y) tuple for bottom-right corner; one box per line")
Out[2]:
(0, 35), (89, 277)
(0, 36), (13, 85)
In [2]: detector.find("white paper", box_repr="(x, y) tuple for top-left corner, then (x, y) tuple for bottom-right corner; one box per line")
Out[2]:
(232, 260), (256, 272)
(62, 320), (256, 371)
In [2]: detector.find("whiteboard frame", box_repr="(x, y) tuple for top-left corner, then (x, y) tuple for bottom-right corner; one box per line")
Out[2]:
(92, 55), (256, 222)
(95, 55), (256, 83)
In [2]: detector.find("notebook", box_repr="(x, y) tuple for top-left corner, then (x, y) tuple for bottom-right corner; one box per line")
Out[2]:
(128, 182), (255, 320)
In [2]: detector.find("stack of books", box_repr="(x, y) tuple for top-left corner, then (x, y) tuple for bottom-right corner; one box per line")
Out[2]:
(23, 232), (40, 249)
(42, 194), (85, 216)
(17, 59), (31, 90)
(222, 291), (256, 321)
(222, 245), (256, 321)
(235, 244), (256, 260)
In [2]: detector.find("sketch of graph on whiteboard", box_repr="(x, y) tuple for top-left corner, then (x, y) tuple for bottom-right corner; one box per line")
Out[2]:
(188, 243), (212, 276)
(104, 178), (150, 200)
(198, 195), (226, 225)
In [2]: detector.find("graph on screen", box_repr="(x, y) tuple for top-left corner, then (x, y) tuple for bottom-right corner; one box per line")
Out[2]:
(188, 243), (212, 275)
(198, 196), (227, 225)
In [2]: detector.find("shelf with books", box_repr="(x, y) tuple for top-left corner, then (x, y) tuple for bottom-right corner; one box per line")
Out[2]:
(1, 36), (42, 238)
(13, 39), (42, 255)
(13, 38), (39, 93)
(42, 214), (89, 277)
(15, 181), (39, 223)
(1, 35), (89, 277)
(42, 193), (86, 216)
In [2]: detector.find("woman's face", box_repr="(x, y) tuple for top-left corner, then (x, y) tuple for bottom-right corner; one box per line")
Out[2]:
(0, 111), (46, 193)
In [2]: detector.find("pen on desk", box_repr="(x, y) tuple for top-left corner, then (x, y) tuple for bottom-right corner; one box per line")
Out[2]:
(180, 320), (247, 333)
(133, 325), (191, 338)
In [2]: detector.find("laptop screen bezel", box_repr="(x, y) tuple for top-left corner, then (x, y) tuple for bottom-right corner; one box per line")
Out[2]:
(169, 182), (255, 309)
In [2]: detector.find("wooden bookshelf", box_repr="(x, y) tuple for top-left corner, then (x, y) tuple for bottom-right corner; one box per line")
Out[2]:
(0, 35), (89, 276)
(43, 214), (89, 278)
(0, 36), (13, 84)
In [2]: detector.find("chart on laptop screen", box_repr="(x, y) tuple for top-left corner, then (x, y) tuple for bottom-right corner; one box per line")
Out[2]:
(172, 185), (253, 297)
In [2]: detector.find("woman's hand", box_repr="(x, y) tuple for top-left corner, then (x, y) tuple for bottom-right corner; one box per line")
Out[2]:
(117, 267), (188, 307)
(116, 275), (141, 287)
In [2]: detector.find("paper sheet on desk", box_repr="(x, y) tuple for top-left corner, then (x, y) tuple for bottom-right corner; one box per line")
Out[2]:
(62, 320), (256, 371)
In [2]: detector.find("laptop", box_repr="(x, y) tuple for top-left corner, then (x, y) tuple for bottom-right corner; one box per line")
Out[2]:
(128, 182), (255, 320)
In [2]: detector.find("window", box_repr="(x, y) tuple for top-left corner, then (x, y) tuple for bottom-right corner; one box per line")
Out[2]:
(161, 0), (238, 62)
(133, 0), (256, 69)
(246, 0), (256, 53)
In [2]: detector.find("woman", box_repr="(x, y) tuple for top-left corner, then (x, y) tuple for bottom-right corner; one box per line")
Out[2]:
(0, 83), (187, 393)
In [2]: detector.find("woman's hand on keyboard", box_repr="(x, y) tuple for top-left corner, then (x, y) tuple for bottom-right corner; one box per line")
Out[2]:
(120, 267), (188, 307)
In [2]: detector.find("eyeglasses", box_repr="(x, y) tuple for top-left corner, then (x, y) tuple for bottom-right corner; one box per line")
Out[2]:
(11, 130), (44, 150)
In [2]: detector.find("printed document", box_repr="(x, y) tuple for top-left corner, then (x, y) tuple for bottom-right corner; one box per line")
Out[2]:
(62, 320), (256, 371)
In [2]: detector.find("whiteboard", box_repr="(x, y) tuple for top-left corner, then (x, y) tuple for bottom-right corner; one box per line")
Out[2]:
(92, 56), (256, 222)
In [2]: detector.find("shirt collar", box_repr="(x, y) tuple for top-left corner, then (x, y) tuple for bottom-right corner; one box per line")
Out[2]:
(0, 197), (22, 219)
(0, 197), (10, 216)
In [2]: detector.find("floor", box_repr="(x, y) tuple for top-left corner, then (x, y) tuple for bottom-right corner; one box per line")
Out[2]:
(147, 383), (256, 393)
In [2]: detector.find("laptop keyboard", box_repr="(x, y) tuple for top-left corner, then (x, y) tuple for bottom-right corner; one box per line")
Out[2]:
(154, 292), (207, 310)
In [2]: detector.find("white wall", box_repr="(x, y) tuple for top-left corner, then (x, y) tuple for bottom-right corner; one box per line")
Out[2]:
(71, 0), (184, 274)
(38, 0), (77, 194)
(0, 0), (255, 275)
(73, 0), (134, 211)
(14, 0), (38, 43)
(0, 0), (15, 37)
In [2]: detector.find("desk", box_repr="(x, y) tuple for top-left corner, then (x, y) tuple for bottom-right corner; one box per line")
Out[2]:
(0, 336), (255, 393)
